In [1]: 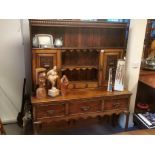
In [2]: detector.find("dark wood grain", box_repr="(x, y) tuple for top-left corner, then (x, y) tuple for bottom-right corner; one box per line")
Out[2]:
(30, 20), (128, 48)
(139, 70), (155, 88)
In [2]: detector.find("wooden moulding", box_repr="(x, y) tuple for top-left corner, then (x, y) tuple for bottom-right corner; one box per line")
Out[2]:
(30, 19), (128, 29)
(31, 89), (131, 104)
(33, 110), (128, 123)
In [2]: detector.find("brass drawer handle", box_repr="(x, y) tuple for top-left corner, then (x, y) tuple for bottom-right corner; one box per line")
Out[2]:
(43, 64), (50, 68)
(47, 110), (55, 115)
(113, 102), (120, 108)
(81, 106), (91, 111)
(109, 62), (114, 66)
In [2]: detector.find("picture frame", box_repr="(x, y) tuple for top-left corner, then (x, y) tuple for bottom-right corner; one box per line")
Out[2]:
(33, 34), (54, 48)
(114, 59), (125, 91)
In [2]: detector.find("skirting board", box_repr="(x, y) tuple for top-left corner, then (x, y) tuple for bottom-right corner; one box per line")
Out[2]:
(1, 118), (17, 124)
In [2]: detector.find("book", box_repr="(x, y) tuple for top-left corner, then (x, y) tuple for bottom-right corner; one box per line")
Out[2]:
(134, 114), (155, 129)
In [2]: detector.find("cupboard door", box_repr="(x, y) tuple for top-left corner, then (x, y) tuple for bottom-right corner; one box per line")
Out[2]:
(99, 49), (123, 86)
(32, 49), (61, 89)
(36, 53), (57, 69)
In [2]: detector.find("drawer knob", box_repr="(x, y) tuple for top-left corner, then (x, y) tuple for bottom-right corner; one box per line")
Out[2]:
(47, 110), (55, 115)
(113, 102), (120, 108)
(43, 64), (50, 68)
(81, 106), (91, 111)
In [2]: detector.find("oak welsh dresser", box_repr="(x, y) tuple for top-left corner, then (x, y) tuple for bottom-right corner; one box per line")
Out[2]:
(30, 19), (131, 134)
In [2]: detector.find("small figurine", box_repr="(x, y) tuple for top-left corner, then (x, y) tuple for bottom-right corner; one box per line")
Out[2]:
(36, 71), (46, 98)
(35, 68), (46, 85)
(47, 66), (58, 89)
(47, 66), (60, 97)
(60, 75), (69, 96)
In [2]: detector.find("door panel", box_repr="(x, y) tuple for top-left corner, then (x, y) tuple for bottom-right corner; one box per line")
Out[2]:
(32, 49), (60, 89)
(99, 49), (123, 86)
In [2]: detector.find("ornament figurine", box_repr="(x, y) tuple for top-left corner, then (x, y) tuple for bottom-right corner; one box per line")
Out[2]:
(60, 75), (69, 96)
(47, 66), (60, 97)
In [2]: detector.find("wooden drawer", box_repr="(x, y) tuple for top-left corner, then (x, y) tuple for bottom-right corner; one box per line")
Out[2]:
(35, 103), (65, 118)
(69, 100), (102, 114)
(87, 82), (98, 88)
(75, 83), (86, 89)
(104, 98), (128, 110)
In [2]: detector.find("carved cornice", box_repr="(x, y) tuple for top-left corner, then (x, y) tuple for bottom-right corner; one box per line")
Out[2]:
(30, 19), (128, 28)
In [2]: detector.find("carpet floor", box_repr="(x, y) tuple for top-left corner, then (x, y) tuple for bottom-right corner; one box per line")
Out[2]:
(3, 119), (138, 135)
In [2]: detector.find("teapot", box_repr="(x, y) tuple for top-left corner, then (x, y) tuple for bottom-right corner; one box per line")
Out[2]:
(54, 37), (63, 47)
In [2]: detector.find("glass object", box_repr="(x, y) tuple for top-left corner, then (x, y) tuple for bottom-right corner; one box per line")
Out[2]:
(54, 37), (63, 47)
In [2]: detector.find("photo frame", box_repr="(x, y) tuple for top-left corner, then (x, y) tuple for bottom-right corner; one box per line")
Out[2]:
(33, 34), (54, 48)
(114, 59), (125, 91)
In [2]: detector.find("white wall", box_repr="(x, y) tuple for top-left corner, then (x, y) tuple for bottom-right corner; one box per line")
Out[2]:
(21, 20), (31, 94)
(0, 20), (25, 123)
(125, 19), (147, 113)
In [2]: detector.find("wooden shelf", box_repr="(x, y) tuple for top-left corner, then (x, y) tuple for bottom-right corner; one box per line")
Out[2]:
(31, 88), (131, 103)
(70, 80), (98, 83)
(32, 47), (125, 50)
(61, 65), (98, 70)
(31, 20), (128, 49)
(66, 81), (99, 89)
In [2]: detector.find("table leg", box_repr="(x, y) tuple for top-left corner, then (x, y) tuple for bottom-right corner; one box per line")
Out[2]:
(112, 114), (116, 127)
(124, 111), (130, 131)
(33, 121), (42, 135)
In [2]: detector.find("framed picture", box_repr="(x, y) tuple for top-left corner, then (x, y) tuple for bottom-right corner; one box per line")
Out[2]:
(33, 34), (54, 48)
(114, 59), (125, 91)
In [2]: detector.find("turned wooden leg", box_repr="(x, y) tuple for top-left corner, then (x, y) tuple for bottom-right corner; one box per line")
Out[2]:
(67, 119), (77, 126)
(124, 111), (130, 131)
(72, 119), (76, 124)
(112, 114), (116, 127)
(33, 121), (42, 135)
(67, 120), (71, 126)
(97, 116), (102, 121)
(106, 115), (111, 124)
